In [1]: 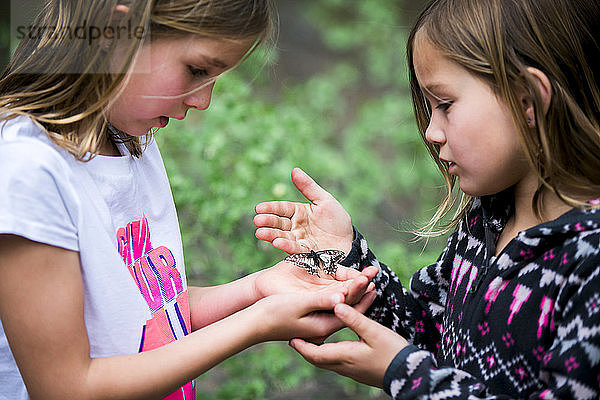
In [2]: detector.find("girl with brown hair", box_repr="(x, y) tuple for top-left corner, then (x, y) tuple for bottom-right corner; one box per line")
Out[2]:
(255, 0), (600, 398)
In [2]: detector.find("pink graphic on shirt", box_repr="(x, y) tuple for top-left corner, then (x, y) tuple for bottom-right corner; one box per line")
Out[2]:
(538, 296), (554, 338)
(450, 255), (473, 296)
(484, 277), (509, 314)
(508, 284), (532, 325)
(117, 215), (194, 400)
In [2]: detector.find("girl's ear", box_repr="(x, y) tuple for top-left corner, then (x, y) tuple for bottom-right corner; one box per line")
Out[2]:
(522, 67), (552, 127)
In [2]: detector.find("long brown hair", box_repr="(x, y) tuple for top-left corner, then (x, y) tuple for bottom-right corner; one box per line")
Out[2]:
(407, 0), (600, 237)
(0, 0), (276, 159)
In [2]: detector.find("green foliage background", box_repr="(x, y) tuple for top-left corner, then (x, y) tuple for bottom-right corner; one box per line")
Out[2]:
(156, 0), (442, 398)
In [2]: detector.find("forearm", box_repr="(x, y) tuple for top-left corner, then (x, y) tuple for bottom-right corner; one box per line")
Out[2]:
(85, 288), (347, 400)
(83, 305), (263, 400)
(188, 270), (262, 330)
(342, 228), (450, 349)
(341, 228), (415, 331)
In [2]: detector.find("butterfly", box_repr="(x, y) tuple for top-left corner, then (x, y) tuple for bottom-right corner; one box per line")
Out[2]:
(284, 249), (346, 276)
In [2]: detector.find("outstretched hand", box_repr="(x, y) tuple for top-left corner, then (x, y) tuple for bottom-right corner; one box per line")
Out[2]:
(254, 168), (354, 255)
(289, 303), (409, 388)
(255, 260), (379, 307)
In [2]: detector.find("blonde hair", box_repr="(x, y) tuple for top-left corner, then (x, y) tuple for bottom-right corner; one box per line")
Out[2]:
(0, 0), (276, 159)
(408, 0), (600, 237)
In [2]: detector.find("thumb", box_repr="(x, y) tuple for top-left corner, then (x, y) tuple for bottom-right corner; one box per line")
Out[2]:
(334, 303), (378, 340)
(306, 291), (345, 312)
(291, 168), (333, 205)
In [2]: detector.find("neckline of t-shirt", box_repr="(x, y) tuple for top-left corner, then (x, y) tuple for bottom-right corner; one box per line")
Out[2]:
(83, 143), (134, 175)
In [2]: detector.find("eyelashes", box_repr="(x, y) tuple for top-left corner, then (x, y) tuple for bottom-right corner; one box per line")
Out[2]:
(435, 101), (453, 111)
(188, 66), (209, 78)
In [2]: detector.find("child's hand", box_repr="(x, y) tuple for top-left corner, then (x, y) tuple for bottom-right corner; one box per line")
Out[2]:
(289, 302), (409, 388)
(254, 260), (378, 306)
(253, 289), (377, 343)
(254, 168), (354, 255)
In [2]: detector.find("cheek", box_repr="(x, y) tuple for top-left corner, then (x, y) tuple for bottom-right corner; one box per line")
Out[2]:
(458, 144), (529, 196)
(136, 98), (178, 115)
(124, 72), (188, 103)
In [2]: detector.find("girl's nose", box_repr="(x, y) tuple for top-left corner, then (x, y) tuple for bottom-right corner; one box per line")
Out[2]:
(424, 117), (446, 146)
(185, 81), (215, 110)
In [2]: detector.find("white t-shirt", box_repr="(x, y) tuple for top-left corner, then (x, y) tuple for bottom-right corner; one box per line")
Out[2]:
(0, 116), (194, 399)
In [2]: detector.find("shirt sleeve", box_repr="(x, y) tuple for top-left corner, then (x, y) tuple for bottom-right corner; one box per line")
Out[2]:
(382, 345), (495, 399)
(0, 140), (80, 251)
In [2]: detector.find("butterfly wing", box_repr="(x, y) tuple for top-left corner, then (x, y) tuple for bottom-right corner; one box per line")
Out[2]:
(315, 250), (346, 275)
(284, 253), (320, 275)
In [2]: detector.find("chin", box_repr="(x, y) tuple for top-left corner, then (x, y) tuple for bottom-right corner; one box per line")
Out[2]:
(109, 122), (145, 137)
(458, 180), (489, 197)
(124, 126), (151, 137)
(459, 183), (507, 197)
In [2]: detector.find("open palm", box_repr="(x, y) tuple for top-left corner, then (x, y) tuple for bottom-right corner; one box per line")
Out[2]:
(254, 168), (354, 255)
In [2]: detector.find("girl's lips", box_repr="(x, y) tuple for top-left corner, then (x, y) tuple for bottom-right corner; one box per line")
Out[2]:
(441, 158), (456, 172)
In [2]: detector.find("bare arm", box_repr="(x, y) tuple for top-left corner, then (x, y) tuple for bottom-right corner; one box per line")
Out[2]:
(0, 234), (357, 400)
(188, 259), (377, 331)
(187, 273), (260, 330)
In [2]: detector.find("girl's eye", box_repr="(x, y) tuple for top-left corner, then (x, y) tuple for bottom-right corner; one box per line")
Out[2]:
(436, 101), (453, 112)
(188, 66), (209, 78)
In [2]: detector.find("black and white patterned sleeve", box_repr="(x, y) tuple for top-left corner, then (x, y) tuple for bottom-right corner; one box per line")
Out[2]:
(382, 345), (496, 399)
(340, 228), (458, 352)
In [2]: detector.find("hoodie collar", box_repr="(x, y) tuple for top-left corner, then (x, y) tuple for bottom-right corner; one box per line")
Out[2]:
(479, 192), (600, 264)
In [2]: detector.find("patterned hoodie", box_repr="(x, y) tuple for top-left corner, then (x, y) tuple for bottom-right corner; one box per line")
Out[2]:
(341, 191), (600, 399)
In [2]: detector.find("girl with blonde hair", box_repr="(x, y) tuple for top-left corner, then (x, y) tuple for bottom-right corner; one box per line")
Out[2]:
(0, 1), (376, 399)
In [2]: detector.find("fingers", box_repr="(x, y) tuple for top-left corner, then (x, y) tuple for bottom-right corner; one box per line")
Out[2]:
(296, 292), (347, 337)
(254, 226), (292, 243)
(343, 274), (369, 305)
(253, 214), (293, 231)
(272, 238), (306, 254)
(361, 266), (379, 281)
(334, 265), (362, 281)
(352, 290), (377, 314)
(363, 266), (378, 293)
(254, 201), (297, 218)
(297, 291), (375, 344)
(254, 228), (295, 251)
(335, 265), (378, 283)
(254, 201), (308, 254)
(333, 303), (380, 341)
(336, 266), (378, 304)
(312, 291), (346, 311)
(289, 338), (330, 365)
(254, 227), (281, 242)
(289, 338), (355, 367)
(291, 168), (334, 205)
